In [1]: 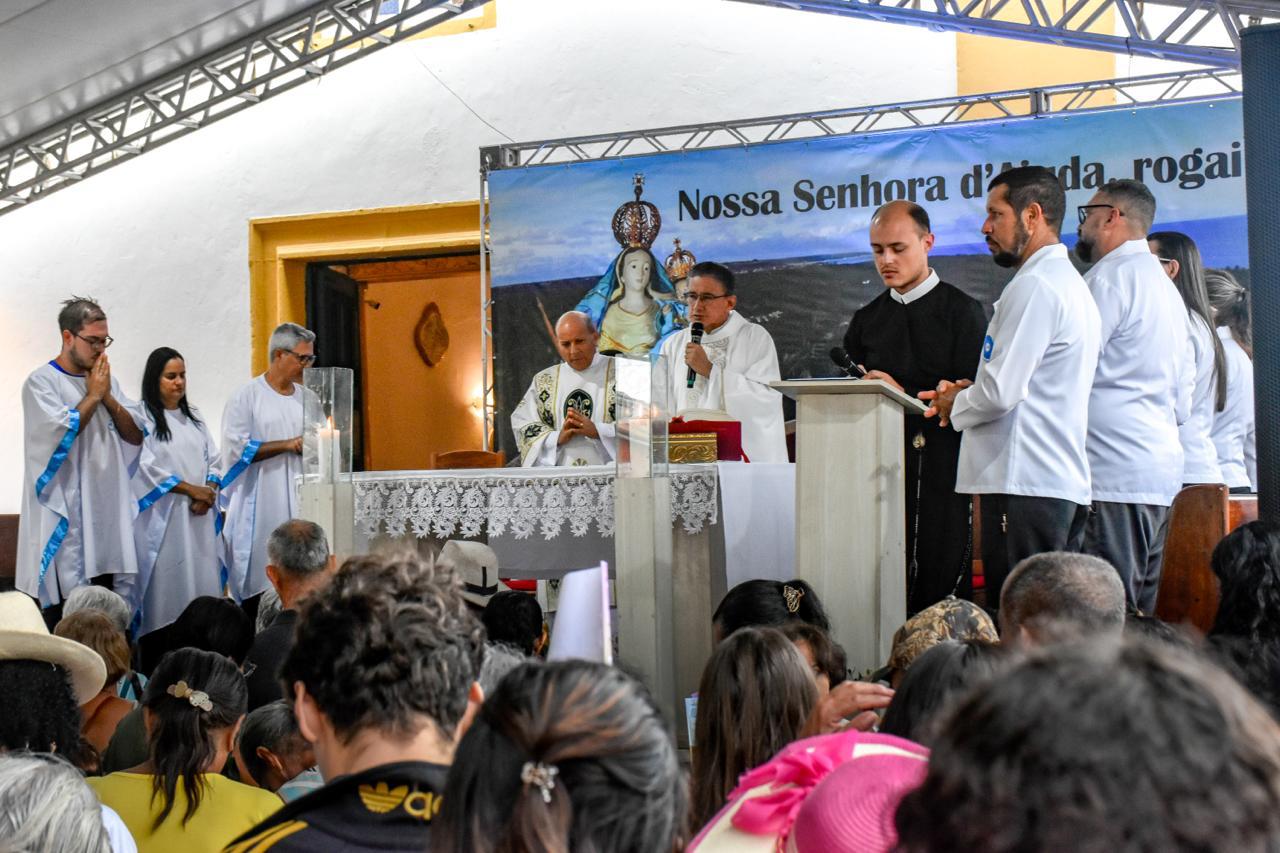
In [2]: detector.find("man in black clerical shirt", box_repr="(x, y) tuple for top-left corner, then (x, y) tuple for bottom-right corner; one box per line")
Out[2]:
(843, 200), (987, 614)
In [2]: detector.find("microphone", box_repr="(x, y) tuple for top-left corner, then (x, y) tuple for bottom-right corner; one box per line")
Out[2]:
(687, 322), (705, 388)
(829, 346), (866, 378)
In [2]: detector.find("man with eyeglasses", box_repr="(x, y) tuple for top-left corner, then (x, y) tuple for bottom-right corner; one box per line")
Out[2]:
(1074, 179), (1194, 613)
(19, 296), (146, 612)
(656, 261), (787, 463)
(220, 322), (315, 618)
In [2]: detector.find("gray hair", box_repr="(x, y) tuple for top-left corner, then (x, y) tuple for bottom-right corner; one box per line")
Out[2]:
(479, 641), (528, 697)
(0, 754), (110, 853)
(267, 322), (316, 363)
(1000, 551), (1126, 646)
(63, 586), (132, 635)
(236, 701), (308, 789)
(57, 296), (106, 335)
(256, 586), (283, 634)
(266, 519), (330, 578)
(1099, 178), (1157, 234)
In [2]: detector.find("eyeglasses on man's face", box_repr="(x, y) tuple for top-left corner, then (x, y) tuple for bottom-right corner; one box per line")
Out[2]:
(1077, 204), (1124, 224)
(285, 349), (316, 365)
(74, 332), (114, 350)
(681, 293), (730, 305)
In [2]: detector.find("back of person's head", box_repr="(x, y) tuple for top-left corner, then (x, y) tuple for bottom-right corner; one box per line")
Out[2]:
(62, 586), (132, 636)
(692, 626), (819, 829)
(987, 165), (1066, 234)
(266, 519), (330, 579)
(886, 597), (998, 684)
(54, 610), (130, 688)
(1149, 230), (1226, 411)
(0, 660), (80, 754)
(780, 621), (847, 689)
(1098, 178), (1156, 233)
(482, 590), (544, 657)
(999, 552), (1125, 646)
(168, 596), (254, 665)
(280, 549), (485, 743)
(436, 660), (685, 853)
(713, 579), (830, 640)
(143, 647), (248, 829)
(894, 636), (1280, 852)
(1125, 611), (1197, 648)
(1211, 520), (1280, 643)
(479, 641), (527, 698)
(879, 640), (1006, 745)
(0, 753), (110, 853)
(235, 700), (312, 791)
(1205, 267), (1252, 355)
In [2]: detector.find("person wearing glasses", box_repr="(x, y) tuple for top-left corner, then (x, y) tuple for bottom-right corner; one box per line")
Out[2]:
(511, 310), (618, 467)
(656, 261), (787, 463)
(920, 167), (1101, 608)
(18, 296), (146, 612)
(1074, 180), (1194, 614)
(219, 322), (314, 620)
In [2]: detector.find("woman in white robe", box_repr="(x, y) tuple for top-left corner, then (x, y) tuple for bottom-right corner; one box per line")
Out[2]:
(1205, 269), (1256, 493)
(132, 347), (223, 636)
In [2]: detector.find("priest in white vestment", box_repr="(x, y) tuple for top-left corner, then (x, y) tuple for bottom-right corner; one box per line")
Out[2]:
(18, 297), (146, 607)
(219, 323), (313, 603)
(658, 262), (788, 463)
(512, 311), (617, 467)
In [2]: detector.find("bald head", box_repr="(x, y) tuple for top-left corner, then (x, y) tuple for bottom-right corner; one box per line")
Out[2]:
(871, 200), (931, 235)
(1000, 552), (1126, 648)
(869, 201), (935, 294)
(555, 311), (599, 372)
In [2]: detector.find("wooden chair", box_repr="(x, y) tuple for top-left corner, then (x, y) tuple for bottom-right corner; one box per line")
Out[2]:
(431, 450), (506, 470)
(1154, 484), (1229, 632)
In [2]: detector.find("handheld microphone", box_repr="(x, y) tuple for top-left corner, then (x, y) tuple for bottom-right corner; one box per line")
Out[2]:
(829, 346), (866, 378)
(687, 322), (705, 388)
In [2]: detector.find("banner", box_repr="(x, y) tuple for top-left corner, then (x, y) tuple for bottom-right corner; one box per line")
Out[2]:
(488, 99), (1247, 458)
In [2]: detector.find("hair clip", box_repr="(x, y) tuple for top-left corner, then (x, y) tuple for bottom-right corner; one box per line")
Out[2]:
(521, 761), (559, 804)
(782, 584), (804, 614)
(167, 680), (213, 712)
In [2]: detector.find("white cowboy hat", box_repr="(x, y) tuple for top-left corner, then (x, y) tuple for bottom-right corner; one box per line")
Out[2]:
(0, 592), (107, 704)
(436, 541), (502, 608)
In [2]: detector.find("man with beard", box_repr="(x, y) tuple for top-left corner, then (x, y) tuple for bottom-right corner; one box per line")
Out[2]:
(919, 167), (1101, 606)
(18, 297), (146, 611)
(1075, 179), (1193, 613)
(843, 201), (988, 613)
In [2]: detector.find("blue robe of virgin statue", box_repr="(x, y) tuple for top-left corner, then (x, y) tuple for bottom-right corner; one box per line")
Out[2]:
(575, 247), (686, 358)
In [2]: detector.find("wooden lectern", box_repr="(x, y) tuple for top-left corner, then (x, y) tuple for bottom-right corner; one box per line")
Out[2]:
(773, 378), (926, 674)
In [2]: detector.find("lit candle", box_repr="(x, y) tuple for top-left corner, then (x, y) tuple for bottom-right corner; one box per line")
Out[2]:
(317, 417), (342, 482)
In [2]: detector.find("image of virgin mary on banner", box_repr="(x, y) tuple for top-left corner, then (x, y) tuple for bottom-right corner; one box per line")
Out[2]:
(575, 174), (686, 355)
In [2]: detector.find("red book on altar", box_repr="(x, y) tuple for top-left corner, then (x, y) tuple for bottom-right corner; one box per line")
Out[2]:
(669, 415), (744, 462)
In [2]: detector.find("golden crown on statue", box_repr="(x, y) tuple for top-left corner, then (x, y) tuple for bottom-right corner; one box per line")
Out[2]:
(664, 238), (696, 280)
(611, 173), (661, 249)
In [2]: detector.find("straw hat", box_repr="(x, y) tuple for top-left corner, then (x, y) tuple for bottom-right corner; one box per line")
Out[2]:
(0, 591), (107, 703)
(436, 541), (502, 608)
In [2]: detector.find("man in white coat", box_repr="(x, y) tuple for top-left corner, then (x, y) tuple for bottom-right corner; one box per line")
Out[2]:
(511, 311), (617, 467)
(658, 261), (787, 463)
(1074, 179), (1194, 612)
(219, 322), (313, 611)
(18, 297), (146, 608)
(921, 166), (1102, 606)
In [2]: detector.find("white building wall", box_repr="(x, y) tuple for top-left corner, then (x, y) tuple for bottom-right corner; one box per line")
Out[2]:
(0, 0), (956, 512)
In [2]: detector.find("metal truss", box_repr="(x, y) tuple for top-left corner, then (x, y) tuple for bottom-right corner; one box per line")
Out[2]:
(481, 67), (1240, 172)
(729, 0), (1280, 68)
(0, 0), (486, 217)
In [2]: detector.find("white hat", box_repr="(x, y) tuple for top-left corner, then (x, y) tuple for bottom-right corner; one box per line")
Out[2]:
(436, 541), (502, 608)
(0, 592), (108, 704)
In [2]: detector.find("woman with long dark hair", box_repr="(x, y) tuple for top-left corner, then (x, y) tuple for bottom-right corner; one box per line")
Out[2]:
(435, 659), (686, 853)
(132, 347), (223, 638)
(1205, 269), (1256, 492)
(88, 648), (280, 851)
(1148, 232), (1226, 485)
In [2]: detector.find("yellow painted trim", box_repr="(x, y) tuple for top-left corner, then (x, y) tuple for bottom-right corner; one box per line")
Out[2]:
(247, 202), (481, 375)
(406, 1), (496, 40)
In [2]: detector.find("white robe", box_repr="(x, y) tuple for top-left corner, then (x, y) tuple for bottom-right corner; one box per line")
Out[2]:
(658, 311), (788, 464)
(17, 362), (144, 606)
(511, 354), (618, 467)
(132, 409), (223, 635)
(218, 375), (304, 601)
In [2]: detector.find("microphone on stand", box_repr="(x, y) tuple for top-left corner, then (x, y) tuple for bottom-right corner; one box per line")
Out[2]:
(687, 322), (705, 388)
(829, 346), (867, 378)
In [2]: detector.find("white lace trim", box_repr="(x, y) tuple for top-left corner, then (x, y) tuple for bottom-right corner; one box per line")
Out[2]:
(353, 465), (718, 541)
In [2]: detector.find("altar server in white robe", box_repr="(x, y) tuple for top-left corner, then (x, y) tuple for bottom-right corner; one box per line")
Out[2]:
(512, 311), (617, 467)
(1205, 268), (1257, 493)
(132, 347), (222, 635)
(657, 261), (788, 463)
(219, 323), (313, 604)
(18, 297), (146, 607)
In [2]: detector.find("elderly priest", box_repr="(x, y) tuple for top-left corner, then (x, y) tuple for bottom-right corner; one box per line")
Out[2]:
(512, 311), (618, 467)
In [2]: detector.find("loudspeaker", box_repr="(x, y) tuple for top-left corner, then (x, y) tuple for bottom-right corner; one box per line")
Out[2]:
(1242, 24), (1280, 521)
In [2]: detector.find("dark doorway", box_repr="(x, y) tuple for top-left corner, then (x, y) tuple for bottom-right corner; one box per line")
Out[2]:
(305, 264), (365, 471)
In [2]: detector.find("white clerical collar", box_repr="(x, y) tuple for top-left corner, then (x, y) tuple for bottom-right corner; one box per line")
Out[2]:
(889, 269), (940, 305)
(701, 310), (743, 339)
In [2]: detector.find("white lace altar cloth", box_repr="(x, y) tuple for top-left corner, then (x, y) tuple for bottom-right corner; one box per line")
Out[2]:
(353, 464), (719, 541)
